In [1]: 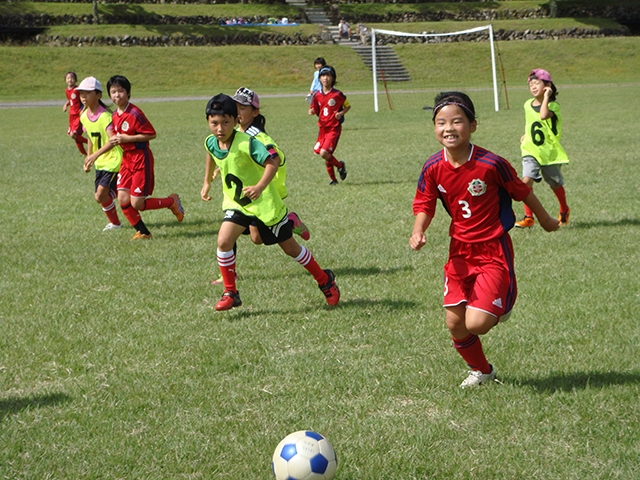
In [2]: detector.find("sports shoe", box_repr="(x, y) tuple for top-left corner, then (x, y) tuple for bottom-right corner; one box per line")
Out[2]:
(338, 161), (347, 181)
(515, 216), (535, 228)
(558, 207), (570, 226)
(131, 231), (152, 240)
(460, 365), (496, 388)
(318, 269), (340, 306)
(211, 272), (239, 286)
(288, 211), (310, 241)
(215, 290), (242, 311)
(329, 180), (338, 186)
(169, 193), (184, 222)
(103, 223), (122, 231)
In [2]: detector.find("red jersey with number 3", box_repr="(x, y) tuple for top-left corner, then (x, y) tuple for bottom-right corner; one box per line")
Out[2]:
(413, 145), (531, 243)
(111, 102), (156, 171)
(311, 88), (348, 129)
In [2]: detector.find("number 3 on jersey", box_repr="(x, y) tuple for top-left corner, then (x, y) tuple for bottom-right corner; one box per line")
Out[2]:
(459, 200), (472, 218)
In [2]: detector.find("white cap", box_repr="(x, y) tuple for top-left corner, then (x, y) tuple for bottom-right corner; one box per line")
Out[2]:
(76, 76), (102, 92)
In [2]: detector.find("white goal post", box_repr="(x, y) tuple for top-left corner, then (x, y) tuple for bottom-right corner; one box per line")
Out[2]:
(371, 25), (499, 112)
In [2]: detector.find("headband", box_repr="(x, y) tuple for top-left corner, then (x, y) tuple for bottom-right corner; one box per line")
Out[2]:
(433, 101), (475, 119)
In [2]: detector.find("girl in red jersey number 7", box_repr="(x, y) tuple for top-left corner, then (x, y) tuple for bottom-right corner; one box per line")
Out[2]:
(410, 92), (559, 388)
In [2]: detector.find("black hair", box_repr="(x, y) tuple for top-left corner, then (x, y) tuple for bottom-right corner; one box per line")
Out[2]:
(314, 57), (326, 66)
(66, 71), (77, 82)
(529, 74), (558, 102)
(251, 114), (267, 134)
(205, 94), (238, 119)
(432, 91), (476, 123)
(106, 75), (131, 96)
(319, 65), (337, 86)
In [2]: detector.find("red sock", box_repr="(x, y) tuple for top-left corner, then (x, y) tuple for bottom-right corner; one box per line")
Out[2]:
(325, 161), (337, 181)
(553, 186), (569, 212)
(523, 203), (533, 218)
(294, 246), (328, 284)
(328, 155), (342, 168)
(452, 334), (491, 373)
(217, 249), (237, 292)
(144, 197), (173, 211)
(101, 200), (121, 225)
(120, 202), (141, 226)
(75, 139), (87, 155)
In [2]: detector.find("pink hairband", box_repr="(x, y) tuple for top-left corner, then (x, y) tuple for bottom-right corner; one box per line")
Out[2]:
(433, 101), (475, 118)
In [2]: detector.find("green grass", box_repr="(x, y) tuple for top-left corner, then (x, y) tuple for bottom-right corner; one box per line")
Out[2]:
(1, 37), (639, 103)
(0, 2), (300, 18)
(1, 57), (640, 478)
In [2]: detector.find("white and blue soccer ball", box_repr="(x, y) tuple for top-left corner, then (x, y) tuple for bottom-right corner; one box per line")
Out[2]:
(272, 430), (338, 480)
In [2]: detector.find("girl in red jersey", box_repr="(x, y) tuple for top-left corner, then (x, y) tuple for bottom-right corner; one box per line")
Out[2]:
(308, 66), (350, 185)
(62, 71), (89, 155)
(106, 75), (184, 240)
(409, 92), (559, 388)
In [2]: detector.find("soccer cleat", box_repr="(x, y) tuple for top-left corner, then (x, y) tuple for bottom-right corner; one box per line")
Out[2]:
(215, 290), (242, 311)
(131, 231), (152, 240)
(515, 216), (535, 228)
(103, 223), (122, 231)
(318, 269), (340, 306)
(169, 193), (184, 222)
(288, 211), (310, 241)
(460, 365), (496, 388)
(338, 161), (347, 181)
(211, 272), (239, 286)
(558, 207), (570, 226)
(329, 180), (338, 186)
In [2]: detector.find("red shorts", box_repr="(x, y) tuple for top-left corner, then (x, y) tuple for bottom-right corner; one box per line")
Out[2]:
(314, 126), (342, 155)
(117, 153), (155, 198)
(443, 234), (516, 320)
(67, 114), (83, 136)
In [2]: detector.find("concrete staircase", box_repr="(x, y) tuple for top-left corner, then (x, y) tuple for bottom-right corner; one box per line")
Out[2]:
(351, 44), (411, 82)
(284, 0), (410, 82)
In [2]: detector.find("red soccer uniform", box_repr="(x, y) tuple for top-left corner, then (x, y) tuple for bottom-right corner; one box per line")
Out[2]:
(413, 145), (532, 317)
(66, 86), (83, 135)
(112, 103), (157, 197)
(413, 145), (531, 243)
(311, 88), (348, 129)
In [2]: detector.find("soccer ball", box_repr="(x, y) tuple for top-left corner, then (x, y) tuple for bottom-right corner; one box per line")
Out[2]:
(272, 430), (338, 480)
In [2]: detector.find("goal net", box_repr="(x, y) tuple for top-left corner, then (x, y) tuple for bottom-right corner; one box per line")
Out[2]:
(371, 25), (499, 112)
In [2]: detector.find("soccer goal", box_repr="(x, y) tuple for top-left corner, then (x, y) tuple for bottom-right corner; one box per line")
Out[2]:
(371, 25), (500, 113)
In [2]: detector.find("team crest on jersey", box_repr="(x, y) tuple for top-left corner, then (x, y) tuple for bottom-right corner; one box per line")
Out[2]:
(467, 179), (486, 196)
(328, 99), (336, 107)
(71, 93), (77, 99)
(121, 121), (130, 132)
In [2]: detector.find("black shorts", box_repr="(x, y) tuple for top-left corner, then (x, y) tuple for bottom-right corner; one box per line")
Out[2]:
(222, 209), (292, 246)
(95, 170), (118, 193)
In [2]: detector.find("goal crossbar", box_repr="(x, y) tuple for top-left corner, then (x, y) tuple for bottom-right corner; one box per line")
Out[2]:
(371, 25), (499, 112)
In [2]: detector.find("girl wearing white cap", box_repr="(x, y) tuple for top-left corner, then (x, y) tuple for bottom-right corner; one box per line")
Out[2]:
(76, 76), (123, 231)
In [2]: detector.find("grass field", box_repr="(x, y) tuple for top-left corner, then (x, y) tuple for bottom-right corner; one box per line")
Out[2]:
(1, 37), (639, 102)
(1, 39), (640, 478)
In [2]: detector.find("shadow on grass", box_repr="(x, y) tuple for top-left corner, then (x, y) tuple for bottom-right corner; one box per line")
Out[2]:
(333, 265), (413, 277)
(519, 371), (640, 393)
(223, 297), (417, 320)
(570, 218), (640, 229)
(0, 392), (71, 420)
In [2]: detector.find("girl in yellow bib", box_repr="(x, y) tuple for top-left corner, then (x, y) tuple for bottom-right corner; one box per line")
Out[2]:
(516, 69), (570, 228)
(76, 77), (123, 231)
